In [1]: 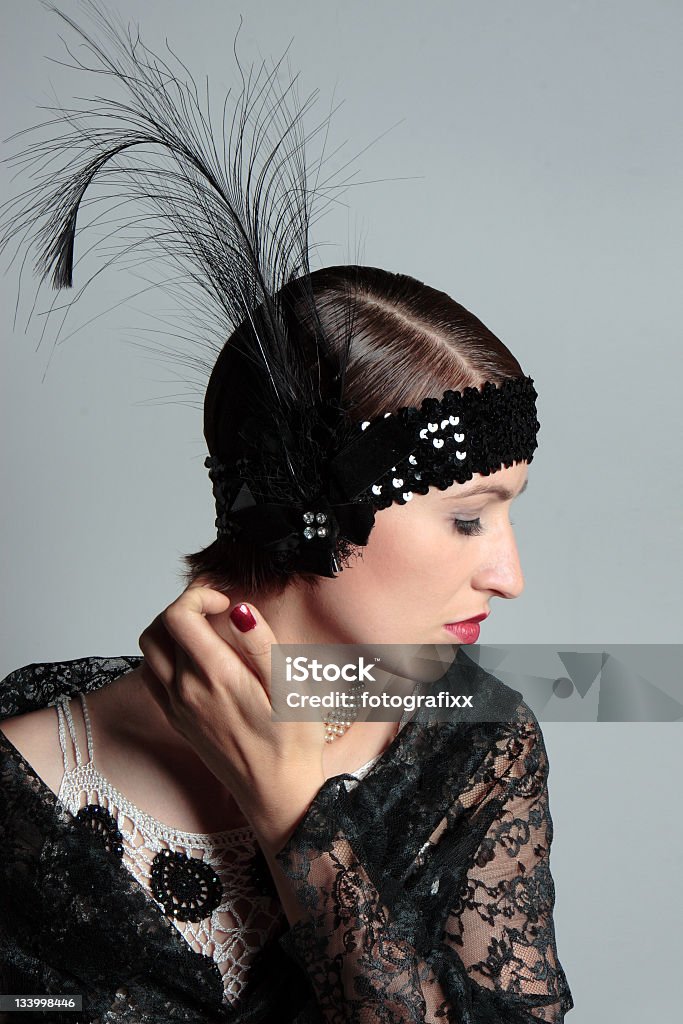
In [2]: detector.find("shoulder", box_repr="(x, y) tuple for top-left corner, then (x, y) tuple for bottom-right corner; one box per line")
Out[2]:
(0, 654), (142, 718)
(456, 651), (546, 753)
(0, 654), (142, 793)
(454, 656), (550, 804)
(490, 697), (550, 804)
(0, 704), (64, 796)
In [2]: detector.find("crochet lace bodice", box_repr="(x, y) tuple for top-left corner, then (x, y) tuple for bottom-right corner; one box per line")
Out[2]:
(54, 690), (384, 1008)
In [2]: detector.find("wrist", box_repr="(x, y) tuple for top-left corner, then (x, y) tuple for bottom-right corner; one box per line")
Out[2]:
(247, 770), (327, 854)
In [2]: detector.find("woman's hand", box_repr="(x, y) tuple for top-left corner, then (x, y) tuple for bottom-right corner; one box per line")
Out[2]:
(137, 583), (327, 852)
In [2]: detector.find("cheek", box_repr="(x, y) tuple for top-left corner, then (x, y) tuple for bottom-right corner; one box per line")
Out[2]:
(312, 514), (470, 643)
(348, 511), (456, 612)
(312, 519), (425, 638)
(364, 512), (475, 627)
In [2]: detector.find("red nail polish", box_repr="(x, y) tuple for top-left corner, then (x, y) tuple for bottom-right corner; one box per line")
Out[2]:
(230, 603), (257, 632)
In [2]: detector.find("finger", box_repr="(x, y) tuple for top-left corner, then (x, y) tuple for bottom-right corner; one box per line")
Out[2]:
(226, 601), (275, 701)
(161, 585), (235, 682)
(173, 639), (209, 708)
(143, 584), (228, 686)
(140, 657), (173, 721)
(138, 612), (176, 688)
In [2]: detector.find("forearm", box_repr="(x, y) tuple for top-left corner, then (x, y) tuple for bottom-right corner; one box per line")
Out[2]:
(272, 827), (463, 1022)
(247, 769), (328, 928)
(252, 774), (464, 1022)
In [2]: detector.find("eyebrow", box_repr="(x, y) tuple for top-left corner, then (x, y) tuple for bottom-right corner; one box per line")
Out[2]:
(440, 478), (529, 502)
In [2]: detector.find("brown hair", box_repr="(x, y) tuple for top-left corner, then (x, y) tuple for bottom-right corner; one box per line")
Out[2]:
(180, 265), (525, 597)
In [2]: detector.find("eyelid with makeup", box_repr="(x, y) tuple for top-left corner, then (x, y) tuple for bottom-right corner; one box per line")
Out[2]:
(451, 509), (517, 537)
(446, 482), (526, 536)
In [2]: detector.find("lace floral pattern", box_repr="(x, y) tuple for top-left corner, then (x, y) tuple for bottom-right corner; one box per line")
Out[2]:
(273, 696), (573, 1021)
(0, 654), (573, 1022)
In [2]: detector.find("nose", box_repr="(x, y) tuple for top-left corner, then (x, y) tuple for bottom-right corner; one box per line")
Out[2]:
(474, 519), (525, 600)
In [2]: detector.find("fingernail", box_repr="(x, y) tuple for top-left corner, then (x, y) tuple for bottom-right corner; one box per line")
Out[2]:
(230, 603), (257, 632)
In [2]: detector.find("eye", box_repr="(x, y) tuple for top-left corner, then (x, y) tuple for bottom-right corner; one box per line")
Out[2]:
(453, 517), (484, 537)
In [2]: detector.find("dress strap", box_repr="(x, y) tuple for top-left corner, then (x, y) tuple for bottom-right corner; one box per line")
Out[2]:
(56, 692), (95, 773)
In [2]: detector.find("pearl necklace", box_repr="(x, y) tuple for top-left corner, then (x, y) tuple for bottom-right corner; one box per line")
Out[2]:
(321, 673), (367, 743)
(323, 714), (402, 743)
(323, 717), (354, 742)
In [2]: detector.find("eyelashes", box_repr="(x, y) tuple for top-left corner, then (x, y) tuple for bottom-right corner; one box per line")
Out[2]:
(453, 518), (516, 537)
(453, 518), (483, 537)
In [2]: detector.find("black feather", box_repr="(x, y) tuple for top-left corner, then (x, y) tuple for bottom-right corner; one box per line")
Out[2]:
(0, 0), (376, 504)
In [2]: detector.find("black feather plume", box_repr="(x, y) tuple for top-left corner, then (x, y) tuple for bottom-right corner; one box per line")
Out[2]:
(0, 0), (379, 507)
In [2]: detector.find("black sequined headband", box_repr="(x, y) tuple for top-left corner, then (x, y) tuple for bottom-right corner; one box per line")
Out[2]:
(205, 375), (539, 578)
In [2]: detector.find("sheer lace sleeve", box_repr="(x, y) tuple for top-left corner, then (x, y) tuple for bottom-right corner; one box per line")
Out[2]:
(273, 701), (573, 1023)
(441, 703), (572, 1021)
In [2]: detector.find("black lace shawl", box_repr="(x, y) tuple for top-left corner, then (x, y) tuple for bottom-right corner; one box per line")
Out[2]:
(0, 653), (574, 1023)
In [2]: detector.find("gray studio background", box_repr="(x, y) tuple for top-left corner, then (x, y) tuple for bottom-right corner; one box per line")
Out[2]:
(1, 0), (681, 1018)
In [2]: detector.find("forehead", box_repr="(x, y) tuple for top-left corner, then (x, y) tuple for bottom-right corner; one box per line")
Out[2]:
(435, 463), (530, 502)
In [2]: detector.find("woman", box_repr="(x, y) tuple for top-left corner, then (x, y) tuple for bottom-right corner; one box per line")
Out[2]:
(0, 4), (573, 1022)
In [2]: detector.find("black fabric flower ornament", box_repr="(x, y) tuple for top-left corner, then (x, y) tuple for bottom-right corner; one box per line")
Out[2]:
(205, 456), (377, 578)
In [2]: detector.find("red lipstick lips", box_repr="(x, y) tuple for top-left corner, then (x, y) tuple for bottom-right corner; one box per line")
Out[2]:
(443, 611), (489, 643)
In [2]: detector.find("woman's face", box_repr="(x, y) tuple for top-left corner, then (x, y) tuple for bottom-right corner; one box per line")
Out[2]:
(294, 460), (529, 647)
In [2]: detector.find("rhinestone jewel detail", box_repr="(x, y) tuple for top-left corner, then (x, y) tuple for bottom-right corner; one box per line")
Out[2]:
(302, 510), (329, 540)
(150, 848), (223, 922)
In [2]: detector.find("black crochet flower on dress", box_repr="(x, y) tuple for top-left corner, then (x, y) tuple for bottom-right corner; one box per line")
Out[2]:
(150, 848), (223, 923)
(74, 804), (124, 858)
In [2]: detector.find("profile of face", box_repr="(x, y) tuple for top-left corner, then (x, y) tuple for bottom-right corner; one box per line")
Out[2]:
(293, 460), (529, 648)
